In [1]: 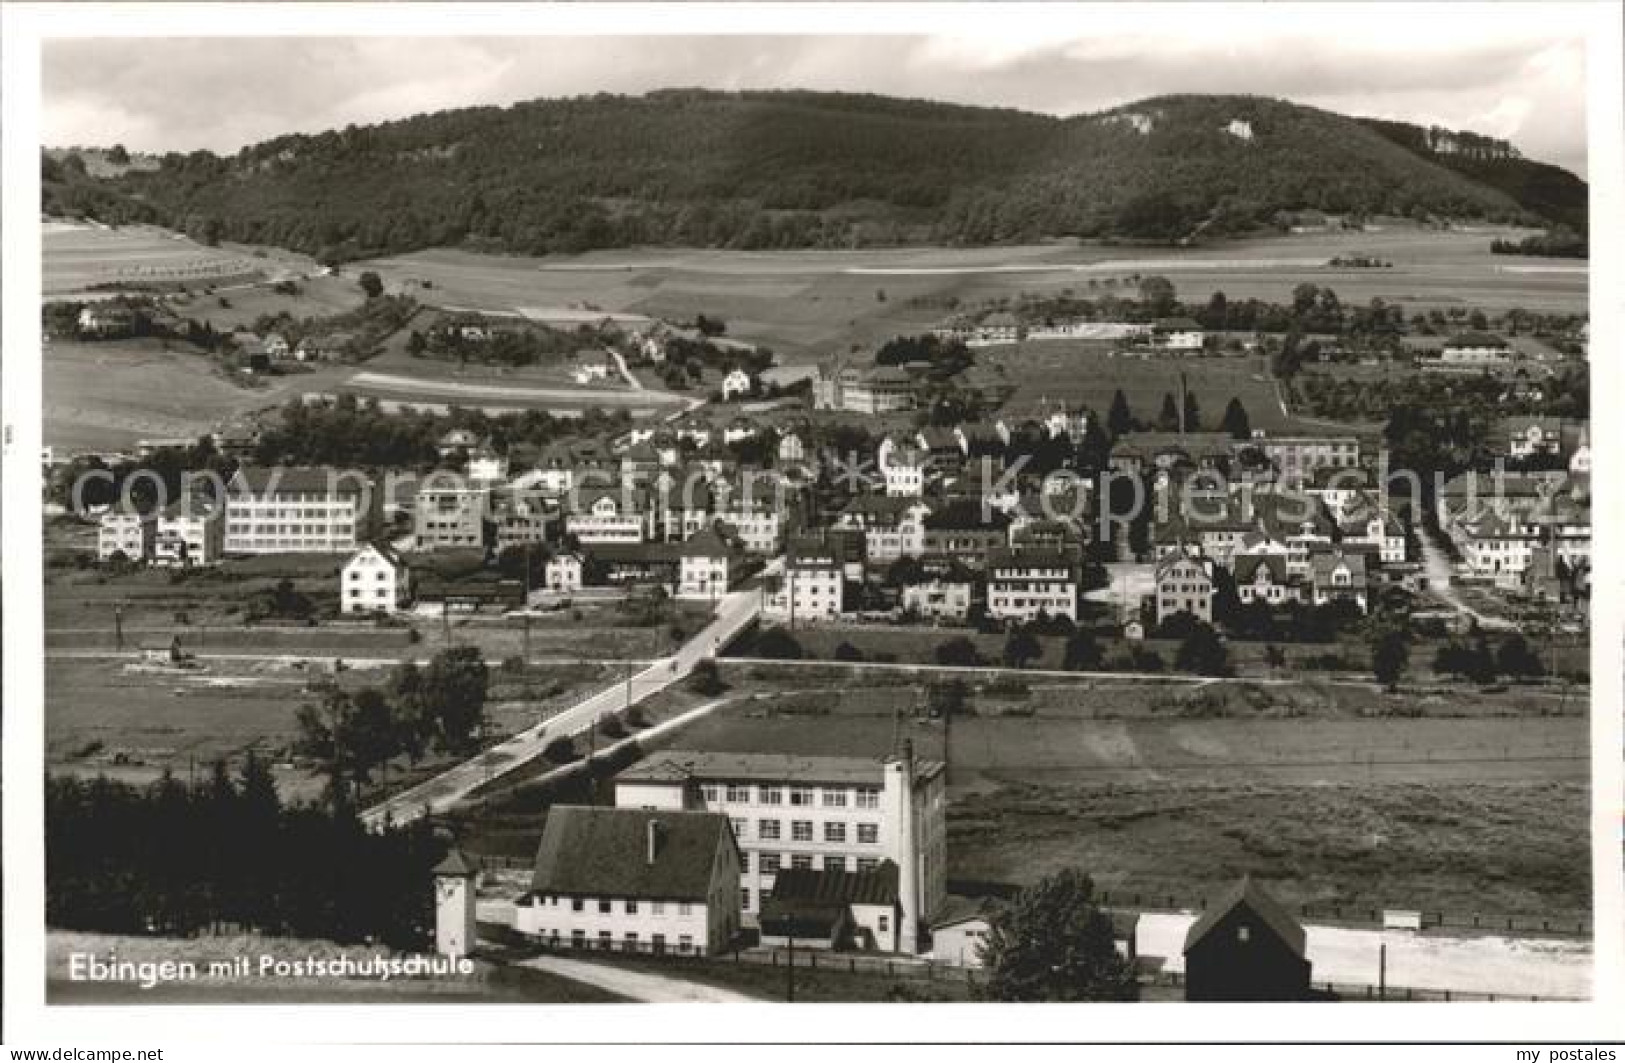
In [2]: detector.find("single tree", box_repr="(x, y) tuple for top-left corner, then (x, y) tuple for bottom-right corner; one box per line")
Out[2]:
(1182, 390), (1201, 432)
(1106, 389), (1135, 438)
(1002, 629), (1043, 669)
(358, 271), (384, 299)
(687, 658), (727, 696)
(924, 679), (969, 719)
(1371, 629), (1410, 692)
(1062, 629), (1104, 671)
(1220, 397), (1252, 440)
(1174, 622), (1229, 677)
(1156, 392), (1181, 432)
(978, 868), (1139, 1002)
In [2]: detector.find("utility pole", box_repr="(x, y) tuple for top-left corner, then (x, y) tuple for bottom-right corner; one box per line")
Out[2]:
(786, 930), (796, 1002)
(1378, 941), (1387, 1001)
(114, 603), (124, 652)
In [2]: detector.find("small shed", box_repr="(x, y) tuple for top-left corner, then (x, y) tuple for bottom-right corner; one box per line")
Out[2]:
(1183, 876), (1312, 1002)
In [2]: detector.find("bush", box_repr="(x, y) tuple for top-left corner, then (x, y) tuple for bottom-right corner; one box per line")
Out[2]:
(598, 715), (627, 740)
(833, 641), (866, 662)
(542, 737), (578, 764)
(935, 636), (982, 667)
(687, 658), (727, 696)
(752, 626), (804, 660)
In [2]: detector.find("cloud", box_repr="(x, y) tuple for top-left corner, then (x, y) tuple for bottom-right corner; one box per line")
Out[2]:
(42, 28), (1589, 175)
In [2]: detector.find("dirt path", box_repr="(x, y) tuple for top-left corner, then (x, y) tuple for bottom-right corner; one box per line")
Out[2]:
(517, 954), (762, 1002)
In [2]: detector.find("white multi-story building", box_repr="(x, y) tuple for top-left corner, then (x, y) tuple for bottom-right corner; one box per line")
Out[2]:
(565, 489), (646, 545)
(835, 497), (929, 564)
(544, 552), (584, 594)
(97, 511), (155, 563)
(676, 526), (738, 600)
(224, 466), (377, 554)
(341, 542), (412, 614)
(987, 548), (1079, 623)
(614, 746), (947, 953)
(764, 536), (849, 621)
(154, 500), (223, 566)
(1154, 553), (1214, 624)
(415, 478), (490, 551)
(901, 579), (975, 622)
(514, 807), (742, 957)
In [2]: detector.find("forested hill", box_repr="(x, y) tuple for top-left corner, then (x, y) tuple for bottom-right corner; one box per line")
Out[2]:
(43, 90), (1582, 261)
(1357, 116), (1588, 232)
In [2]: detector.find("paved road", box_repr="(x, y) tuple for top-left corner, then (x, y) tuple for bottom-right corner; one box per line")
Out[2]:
(361, 583), (765, 829)
(516, 954), (760, 1003)
(1417, 526), (1516, 631)
(1137, 911), (1588, 999)
(605, 347), (643, 391)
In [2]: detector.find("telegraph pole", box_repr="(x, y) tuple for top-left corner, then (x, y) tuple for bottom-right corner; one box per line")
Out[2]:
(113, 603), (124, 652)
(786, 930), (796, 1002)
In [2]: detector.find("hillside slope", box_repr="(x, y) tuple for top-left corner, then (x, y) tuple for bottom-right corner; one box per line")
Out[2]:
(44, 90), (1578, 260)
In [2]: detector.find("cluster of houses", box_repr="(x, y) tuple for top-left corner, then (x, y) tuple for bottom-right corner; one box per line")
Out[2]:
(1435, 420), (1592, 600)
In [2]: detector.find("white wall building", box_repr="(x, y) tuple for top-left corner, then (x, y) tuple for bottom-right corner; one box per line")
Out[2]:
(154, 501), (224, 566)
(614, 747), (947, 953)
(514, 806), (742, 957)
(97, 511), (155, 563)
(224, 466), (377, 554)
(341, 542), (412, 614)
(987, 548), (1079, 623)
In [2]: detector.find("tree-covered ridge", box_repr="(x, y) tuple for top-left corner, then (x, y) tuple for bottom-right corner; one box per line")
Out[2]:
(49, 90), (1579, 261)
(1357, 116), (1588, 233)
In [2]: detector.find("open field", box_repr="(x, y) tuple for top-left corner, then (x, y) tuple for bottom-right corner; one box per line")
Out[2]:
(43, 222), (286, 298)
(42, 338), (356, 454)
(168, 272), (367, 332)
(333, 370), (688, 416)
(356, 226), (1585, 361)
(46, 930), (624, 1004)
(983, 344), (1315, 431)
(952, 780), (1590, 922)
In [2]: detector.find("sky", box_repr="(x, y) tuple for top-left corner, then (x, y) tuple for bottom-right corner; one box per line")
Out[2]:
(41, 11), (1592, 176)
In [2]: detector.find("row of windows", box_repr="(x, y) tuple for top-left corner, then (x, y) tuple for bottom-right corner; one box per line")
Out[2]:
(745, 853), (880, 876)
(732, 818), (881, 844)
(701, 784), (880, 810)
(539, 930), (696, 954)
(532, 896), (694, 916)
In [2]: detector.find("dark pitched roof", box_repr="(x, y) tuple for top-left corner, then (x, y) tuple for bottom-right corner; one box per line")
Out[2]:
(1183, 876), (1306, 957)
(432, 848), (477, 877)
(528, 806), (733, 903)
(768, 860), (899, 908)
(1444, 332), (1509, 349)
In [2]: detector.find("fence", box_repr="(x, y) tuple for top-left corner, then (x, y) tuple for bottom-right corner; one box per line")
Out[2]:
(1088, 886), (1592, 938)
(492, 928), (981, 985)
(1141, 970), (1580, 1003)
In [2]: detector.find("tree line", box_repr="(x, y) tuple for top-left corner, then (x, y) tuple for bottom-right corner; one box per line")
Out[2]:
(46, 758), (443, 948)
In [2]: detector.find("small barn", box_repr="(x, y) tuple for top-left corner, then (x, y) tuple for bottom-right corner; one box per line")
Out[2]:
(1183, 876), (1312, 1002)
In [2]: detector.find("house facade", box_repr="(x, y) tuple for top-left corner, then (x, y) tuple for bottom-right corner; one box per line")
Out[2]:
(1154, 554), (1214, 624)
(154, 501), (224, 566)
(514, 806), (742, 957)
(341, 543), (412, 614)
(224, 466), (377, 554)
(987, 548), (1079, 624)
(98, 511), (156, 562)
